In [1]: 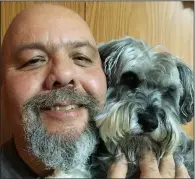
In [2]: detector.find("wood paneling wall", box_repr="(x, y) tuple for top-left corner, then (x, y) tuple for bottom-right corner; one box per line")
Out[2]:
(1, 1), (193, 144)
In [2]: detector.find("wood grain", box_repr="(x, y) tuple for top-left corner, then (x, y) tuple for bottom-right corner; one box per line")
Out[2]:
(86, 1), (193, 66)
(86, 1), (194, 138)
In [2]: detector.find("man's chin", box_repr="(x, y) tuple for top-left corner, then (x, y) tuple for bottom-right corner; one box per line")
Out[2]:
(42, 119), (89, 142)
(41, 109), (89, 141)
(31, 123), (98, 171)
(45, 125), (88, 142)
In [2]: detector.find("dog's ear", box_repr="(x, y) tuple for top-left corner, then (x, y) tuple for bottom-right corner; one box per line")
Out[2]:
(177, 61), (194, 124)
(98, 40), (120, 66)
(98, 39), (126, 85)
(98, 36), (133, 70)
(98, 41), (117, 85)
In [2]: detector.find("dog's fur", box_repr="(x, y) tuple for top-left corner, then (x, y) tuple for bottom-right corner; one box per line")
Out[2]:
(95, 36), (194, 178)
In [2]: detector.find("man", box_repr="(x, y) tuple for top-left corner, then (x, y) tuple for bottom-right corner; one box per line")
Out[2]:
(1, 3), (190, 178)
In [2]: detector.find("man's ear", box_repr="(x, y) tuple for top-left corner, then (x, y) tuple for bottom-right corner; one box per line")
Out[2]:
(177, 61), (194, 124)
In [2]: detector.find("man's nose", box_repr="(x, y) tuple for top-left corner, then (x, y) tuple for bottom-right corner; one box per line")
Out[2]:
(45, 59), (78, 90)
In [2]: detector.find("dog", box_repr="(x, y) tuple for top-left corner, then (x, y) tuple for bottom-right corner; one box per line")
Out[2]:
(95, 36), (194, 178)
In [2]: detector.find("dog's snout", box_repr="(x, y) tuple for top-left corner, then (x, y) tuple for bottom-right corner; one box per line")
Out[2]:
(138, 112), (158, 132)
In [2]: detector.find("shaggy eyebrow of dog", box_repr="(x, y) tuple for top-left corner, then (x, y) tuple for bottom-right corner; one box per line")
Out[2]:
(120, 71), (179, 92)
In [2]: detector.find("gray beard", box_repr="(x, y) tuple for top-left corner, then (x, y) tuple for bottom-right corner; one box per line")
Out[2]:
(21, 88), (101, 171)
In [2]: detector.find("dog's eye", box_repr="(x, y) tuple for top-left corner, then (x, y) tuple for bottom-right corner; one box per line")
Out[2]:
(120, 71), (140, 89)
(163, 85), (177, 98)
(168, 86), (177, 92)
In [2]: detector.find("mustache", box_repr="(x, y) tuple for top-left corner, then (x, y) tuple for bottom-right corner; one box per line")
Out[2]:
(22, 87), (102, 118)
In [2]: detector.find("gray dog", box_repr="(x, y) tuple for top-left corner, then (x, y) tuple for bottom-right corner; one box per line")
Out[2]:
(95, 36), (194, 178)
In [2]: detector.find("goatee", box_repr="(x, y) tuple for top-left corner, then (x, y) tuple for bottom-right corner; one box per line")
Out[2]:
(22, 88), (101, 171)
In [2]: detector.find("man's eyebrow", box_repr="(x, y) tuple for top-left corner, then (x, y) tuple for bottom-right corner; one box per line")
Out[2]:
(15, 42), (48, 54)
(15, 40), (97, 54)
(67, 41), (97, 52)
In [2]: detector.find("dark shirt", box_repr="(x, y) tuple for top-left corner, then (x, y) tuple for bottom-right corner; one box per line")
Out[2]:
(0, 139), (106, 178)
(0, 139), (39, 179)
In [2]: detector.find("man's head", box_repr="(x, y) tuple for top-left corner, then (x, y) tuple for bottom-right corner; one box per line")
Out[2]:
(1, 3), (107, 172)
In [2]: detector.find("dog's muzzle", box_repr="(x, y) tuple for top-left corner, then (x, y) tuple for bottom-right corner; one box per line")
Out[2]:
(137, 112), (158, 132)
(137, 105), (166, 133)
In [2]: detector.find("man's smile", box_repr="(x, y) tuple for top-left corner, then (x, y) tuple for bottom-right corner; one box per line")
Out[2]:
(51, 104), (81, 111)
(41, 102), (86, 121)
(42, 102), (83, 111)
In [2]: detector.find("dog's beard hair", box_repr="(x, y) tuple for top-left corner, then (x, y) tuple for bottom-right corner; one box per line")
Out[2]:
(96, 90), (183, 178)
(96, 87), (182, 162)
(96, 88), (133, 142)
(22, 88), (101, 172)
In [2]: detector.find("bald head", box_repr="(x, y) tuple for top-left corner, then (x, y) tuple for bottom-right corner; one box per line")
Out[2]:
(6, 3), (92, 35)
(2, 3), (96, 62)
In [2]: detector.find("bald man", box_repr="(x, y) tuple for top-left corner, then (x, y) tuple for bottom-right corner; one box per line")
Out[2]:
(1, 4), (190, 178)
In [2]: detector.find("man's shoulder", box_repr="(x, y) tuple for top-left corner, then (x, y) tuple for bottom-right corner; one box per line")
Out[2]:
(1, 139), (22, 178)
(1, 139), (38, 179)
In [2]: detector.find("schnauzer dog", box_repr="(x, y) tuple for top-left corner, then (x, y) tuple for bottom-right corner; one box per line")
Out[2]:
(95, 36), (194, 178)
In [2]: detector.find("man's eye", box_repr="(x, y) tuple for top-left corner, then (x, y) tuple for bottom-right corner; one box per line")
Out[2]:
(20, 56), (47, 70)
(73, 56), (92, 66)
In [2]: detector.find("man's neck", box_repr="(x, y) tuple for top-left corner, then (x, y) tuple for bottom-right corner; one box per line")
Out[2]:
(14, 138), (54, 177)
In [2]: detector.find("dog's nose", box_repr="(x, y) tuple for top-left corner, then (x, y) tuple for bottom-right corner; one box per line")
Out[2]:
(137, 113), (158, 132)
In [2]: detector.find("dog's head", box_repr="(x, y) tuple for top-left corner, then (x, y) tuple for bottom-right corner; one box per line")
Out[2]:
(96, 37), (194, 154)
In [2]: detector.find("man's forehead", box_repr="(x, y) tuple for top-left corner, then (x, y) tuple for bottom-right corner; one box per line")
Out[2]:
(4, 4), (95, 45)
(14, 40), (97, 55)
(4, 18), (96, 56)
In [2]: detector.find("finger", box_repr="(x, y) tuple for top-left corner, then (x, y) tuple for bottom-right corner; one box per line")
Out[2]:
(107, 154), (128, 178)
(139, 150), (161, 178)
(159, 154), (175, 178)
(175, 164), (190, 178)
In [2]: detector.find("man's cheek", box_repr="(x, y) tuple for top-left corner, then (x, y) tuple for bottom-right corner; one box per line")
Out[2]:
(5, 75), (40, 105)
(84, 75), (107, 106)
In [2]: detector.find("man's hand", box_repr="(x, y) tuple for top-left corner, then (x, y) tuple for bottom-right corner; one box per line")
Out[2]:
(107, 151), (190, 178)
(107, 154), (128, 178)
(139, 150), (190, 178)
